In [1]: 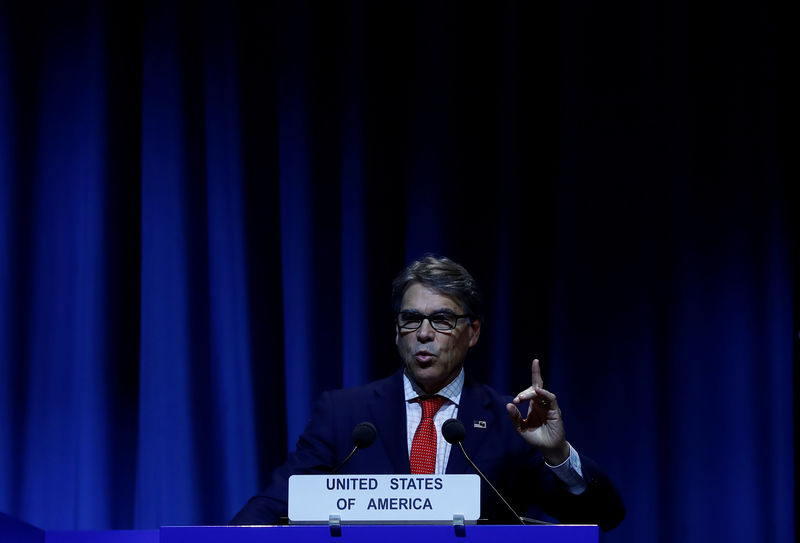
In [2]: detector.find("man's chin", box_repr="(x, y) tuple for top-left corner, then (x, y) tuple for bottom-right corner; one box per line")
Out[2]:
(406, 365), (452, 393)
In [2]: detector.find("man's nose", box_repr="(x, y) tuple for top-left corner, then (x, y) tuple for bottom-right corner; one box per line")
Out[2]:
(416, 319), (436, 342)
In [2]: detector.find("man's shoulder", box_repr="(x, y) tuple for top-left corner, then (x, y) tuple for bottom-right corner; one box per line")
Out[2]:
(324, 368), (403, 400)
(462, 372), (514, 405)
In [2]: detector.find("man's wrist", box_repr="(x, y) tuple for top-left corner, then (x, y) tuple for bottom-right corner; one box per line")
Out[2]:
(542, 441), (571, 466)
(545, 443), (586, 495)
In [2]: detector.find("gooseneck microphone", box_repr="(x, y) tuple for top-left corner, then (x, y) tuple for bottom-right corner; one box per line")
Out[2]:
(442, 418), (551, 526)
(331, 422), (377, 474)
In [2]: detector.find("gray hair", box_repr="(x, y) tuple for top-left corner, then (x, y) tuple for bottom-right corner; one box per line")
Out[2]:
(391, 255), (483, 320)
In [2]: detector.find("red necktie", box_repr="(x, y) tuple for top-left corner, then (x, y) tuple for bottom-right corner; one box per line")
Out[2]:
(409, 396), (447, 474)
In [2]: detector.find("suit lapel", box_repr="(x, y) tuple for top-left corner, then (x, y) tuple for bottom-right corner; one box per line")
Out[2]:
(367, 369), (412, 474)
(365, 370), (499, 476)
(446, 376), (495, 474)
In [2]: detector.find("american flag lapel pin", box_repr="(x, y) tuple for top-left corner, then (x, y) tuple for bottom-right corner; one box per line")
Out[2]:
(473, 420), (487, 429)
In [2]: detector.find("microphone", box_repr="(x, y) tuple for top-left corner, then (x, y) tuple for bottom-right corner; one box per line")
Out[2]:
(441, 417), (466, 443)
(331, 422), (377, 474)
(442, 418), (551, 526)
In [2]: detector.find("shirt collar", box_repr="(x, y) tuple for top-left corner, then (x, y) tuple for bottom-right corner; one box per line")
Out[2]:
(403, 367), (464, 406)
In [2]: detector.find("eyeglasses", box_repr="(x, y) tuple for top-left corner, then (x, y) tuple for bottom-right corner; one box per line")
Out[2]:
(395, 311), (471, 332)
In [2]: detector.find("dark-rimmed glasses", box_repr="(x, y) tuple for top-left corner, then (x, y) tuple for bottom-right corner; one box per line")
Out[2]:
(395, 311), (471, 332)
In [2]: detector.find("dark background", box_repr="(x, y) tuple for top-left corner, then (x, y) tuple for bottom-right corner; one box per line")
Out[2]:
(0, 1), (794, 542)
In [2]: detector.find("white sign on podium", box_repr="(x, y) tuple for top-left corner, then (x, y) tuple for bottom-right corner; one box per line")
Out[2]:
(288, 474), (480, 524)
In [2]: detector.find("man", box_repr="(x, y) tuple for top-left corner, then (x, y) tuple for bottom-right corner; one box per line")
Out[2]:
(231, 255), (624, 530)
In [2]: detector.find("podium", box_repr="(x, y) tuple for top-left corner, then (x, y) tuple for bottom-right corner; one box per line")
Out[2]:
(2, 513), (598, 543)
(163, 525), (598, 542)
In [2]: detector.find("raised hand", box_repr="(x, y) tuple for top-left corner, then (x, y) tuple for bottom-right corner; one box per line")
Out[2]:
(506, 359), (570, 465)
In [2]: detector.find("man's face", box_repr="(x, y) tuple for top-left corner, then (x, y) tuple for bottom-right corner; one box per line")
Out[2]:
(395, 282), (481, 394)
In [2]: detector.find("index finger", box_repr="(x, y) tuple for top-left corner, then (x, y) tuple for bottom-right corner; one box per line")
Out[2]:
(531, 358), (543, 389)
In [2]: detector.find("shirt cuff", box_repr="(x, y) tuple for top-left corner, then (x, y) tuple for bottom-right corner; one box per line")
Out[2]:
(545, 443), (587, 495)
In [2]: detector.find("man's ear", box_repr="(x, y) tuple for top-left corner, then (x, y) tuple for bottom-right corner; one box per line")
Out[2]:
(468, 319), (481, 347)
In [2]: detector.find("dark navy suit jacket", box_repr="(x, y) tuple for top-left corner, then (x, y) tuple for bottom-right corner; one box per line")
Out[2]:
(230, 370), (625, 530)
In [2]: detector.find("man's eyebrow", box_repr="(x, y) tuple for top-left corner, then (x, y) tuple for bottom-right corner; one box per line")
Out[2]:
(399, 308), (458, 315)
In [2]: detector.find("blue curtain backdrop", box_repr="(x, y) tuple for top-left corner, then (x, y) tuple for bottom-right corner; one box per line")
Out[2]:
(0, 1), (794, 542)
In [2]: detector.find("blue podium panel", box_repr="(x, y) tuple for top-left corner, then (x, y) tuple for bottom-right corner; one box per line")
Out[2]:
(160, 525), (598, 543)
